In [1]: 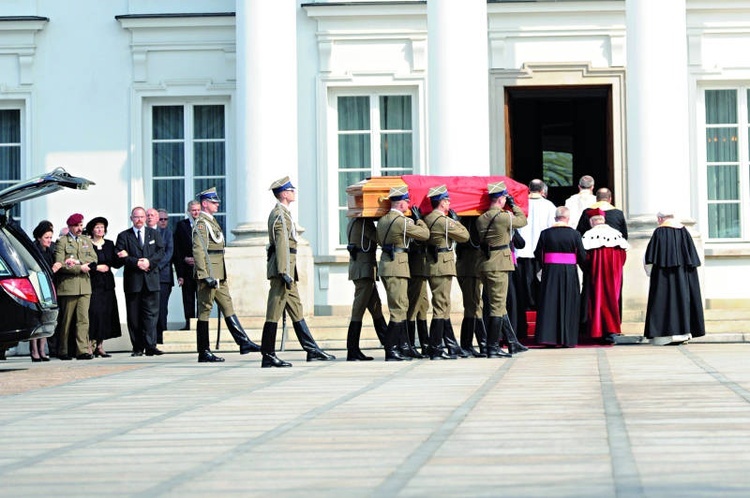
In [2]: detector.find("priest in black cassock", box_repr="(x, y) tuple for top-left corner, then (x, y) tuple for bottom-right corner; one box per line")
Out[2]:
(643, 209), (705, 345)
(534, 206), (587, 347)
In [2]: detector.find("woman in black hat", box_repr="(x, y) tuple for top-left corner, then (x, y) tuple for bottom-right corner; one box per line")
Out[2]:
(85, 217), (123, 357)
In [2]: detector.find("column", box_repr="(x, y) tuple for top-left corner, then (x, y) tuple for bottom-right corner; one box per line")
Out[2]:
(625, 0), (690, 219)
(427, 0), (490, 175)
(234, 0), (299, 243)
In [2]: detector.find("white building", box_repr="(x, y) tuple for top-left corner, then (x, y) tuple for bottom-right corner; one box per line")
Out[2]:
(1, 0), (748, 327)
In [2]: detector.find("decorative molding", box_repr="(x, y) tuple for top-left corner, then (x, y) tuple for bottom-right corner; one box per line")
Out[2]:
(0, 17), (47, 87)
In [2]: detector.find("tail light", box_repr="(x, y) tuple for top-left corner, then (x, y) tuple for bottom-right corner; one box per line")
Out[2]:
(0, 278), (40, 304)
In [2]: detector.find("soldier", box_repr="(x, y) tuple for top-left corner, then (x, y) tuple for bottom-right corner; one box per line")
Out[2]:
(54, 213), (98, 360)
(405, 232), (430, 358)
(192, 187), (261, 363)
(476, 181), (529, 357)
(345, 217), (388, 361)
(260, 176), (335, 368)
(423, 185), (470, 360)
(377, 185), (429, 361)
(456, 216), (488, 357)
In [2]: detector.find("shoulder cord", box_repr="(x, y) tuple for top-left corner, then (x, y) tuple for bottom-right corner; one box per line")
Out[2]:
(192, 221), (215, 282)
(428, 215), (452, 250)
(479, 211), (502, 243)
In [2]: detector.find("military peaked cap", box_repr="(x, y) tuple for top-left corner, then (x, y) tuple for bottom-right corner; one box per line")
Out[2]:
(270, 176), (295, 196)
(388, 185), (410, 201)
(198, 187), (221, 203)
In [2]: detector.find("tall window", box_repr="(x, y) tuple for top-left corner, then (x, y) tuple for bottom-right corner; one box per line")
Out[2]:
(0, 109), (21, 221)
(336, 94), (415, 244)
(704, 89), (748, 239)
(151, 104), (226, 231)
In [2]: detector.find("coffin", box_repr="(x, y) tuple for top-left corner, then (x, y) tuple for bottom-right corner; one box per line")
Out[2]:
(346, 175), (529, 218)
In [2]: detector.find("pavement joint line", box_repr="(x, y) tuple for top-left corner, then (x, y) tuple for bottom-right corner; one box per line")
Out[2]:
(373, 358), (516, 498)
(597, 349), (645, 498)
(137, 361), (420, 497)
(0, 360), (326, 477)
(680, 346), (750, 404)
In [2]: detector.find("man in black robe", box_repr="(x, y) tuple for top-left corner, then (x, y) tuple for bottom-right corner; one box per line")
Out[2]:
(534, 207), (587, 348)
(644, 209), (705, 345)
(576, 188), (628, 239)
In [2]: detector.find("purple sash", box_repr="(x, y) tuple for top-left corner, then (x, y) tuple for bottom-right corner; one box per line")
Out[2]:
(543, 252), (576, 264)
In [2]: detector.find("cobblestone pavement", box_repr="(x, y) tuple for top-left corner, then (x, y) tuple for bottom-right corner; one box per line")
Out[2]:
(1, 343), (749, 497)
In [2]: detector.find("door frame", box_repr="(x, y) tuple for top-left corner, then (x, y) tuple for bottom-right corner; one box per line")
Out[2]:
(490, 62), (627, 213)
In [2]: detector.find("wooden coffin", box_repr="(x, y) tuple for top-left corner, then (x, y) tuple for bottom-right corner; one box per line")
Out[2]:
(347, 175), (529, 218)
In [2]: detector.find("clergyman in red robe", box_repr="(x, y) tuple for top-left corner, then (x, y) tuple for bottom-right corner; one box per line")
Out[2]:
(581, 214), (629, 343)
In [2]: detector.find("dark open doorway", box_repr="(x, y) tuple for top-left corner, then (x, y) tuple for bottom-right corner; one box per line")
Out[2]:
(505, 86), (614, 207)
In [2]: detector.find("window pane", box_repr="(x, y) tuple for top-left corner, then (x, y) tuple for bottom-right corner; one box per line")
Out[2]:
(705, 90), (737, 124)
(153, 106), (184, 139)
(194, 105), (225, 139)
(338, 97), (370, 131)
(153, 143), (185, 176)
(0, 148), (21, 180)
(705, 128), (738, 163)
(194, 142), (225, 176)
(707, 165), (739, 201)
(152, 179), (184, 215)
(381, 133), (412, 169)
(708, 203), (740, 238)
(0, 110), (20, 142)
(339, 134), (371, 169)
(380, 96), (412, 130)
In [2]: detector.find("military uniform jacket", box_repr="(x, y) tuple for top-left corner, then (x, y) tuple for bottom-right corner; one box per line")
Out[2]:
(424, 210), (470, 277)
(455, 217), (483, 277)
(476, 205), (528, 272)
(192, 212), (226, 281)
(267, 202), (298, 280)
(347, 218), (378, 281)
(54, 233), (97, 296)
(377, 209), (429, 278)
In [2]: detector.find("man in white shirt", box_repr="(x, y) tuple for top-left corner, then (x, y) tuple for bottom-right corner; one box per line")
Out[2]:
(564, 175), (596, 228)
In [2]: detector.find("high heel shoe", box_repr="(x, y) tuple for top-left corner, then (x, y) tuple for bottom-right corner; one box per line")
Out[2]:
(94, 349), (112, 358)
(40, 356), (50, 362)
(31, 356), (42, 363)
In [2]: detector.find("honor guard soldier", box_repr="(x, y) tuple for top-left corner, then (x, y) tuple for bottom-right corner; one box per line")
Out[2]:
(456, 216), (489, 357)
(377, 185), (429, 361)
(261, 176), (335, 368)
(475, 181), (529, 357)
(192, 187), (261, 362)
(345, 217), (388, 361)
(423, 185), (470, 360)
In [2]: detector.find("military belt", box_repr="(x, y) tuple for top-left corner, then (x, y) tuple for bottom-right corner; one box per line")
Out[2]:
(207, 249), (225, 254)
(489, 244), (509, 251)
(392, 247), (409, 253)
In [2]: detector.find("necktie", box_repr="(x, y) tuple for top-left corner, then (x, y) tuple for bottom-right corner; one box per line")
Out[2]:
(137, 229), (143, 247)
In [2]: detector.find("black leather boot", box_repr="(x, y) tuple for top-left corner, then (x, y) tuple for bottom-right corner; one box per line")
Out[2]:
(292, 319), (336, 362)
(224, 314), (261, 354)
(443, 320), (467, 358)
(405, 320), (426, 359)
(486, 316), (511, 358)
(460, 317), (483, 357)
(373, 316), (388, 347)
(197, 320), (224, 363)
(397, 321), (421, 359)
(416, 319), (430, 356)
(385, 321), (409, 361)
(429, 319), (455, 360)
(474, 317), (489, 357)
(260, 321), (291, 368)
(502, 315), (528, 354)
(347, 321), (373, 361)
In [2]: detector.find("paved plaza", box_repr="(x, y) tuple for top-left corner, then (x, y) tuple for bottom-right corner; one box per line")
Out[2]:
(1, 343), (750, 497)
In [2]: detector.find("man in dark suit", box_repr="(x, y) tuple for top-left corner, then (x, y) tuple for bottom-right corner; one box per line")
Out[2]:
(147, 207), (174, 343)
(116, 206), (165, 356)
(172, 200), (200, 330)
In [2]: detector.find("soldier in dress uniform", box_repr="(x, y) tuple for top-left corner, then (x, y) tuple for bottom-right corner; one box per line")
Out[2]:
(377, 185), (430, 361)
(476, 181), (529, 357)
(192, 187), (261, 363)
(345, 217), (388, 361)
(456, 216), (489, 357)
(260, 176), (335, 368)
(423, 185), (470, 360)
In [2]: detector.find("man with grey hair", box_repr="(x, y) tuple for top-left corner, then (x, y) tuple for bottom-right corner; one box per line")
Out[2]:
(564, 175), (596, 228)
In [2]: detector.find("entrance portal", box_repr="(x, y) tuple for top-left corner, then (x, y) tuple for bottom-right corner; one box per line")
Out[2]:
(505, 86), (614, 208)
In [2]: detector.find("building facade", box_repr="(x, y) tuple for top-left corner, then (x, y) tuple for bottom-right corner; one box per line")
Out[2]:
(1, 0), (748, 324)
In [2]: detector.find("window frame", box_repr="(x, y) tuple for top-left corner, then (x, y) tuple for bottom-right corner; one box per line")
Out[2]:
(326, 87), (421, 250)
(0, 102), (26, 225)
(144, 99), (229, 233)
(701, 86), (750, 242)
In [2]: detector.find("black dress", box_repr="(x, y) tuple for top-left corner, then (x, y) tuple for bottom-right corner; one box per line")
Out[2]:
(533, 225), (587, 347)
(88, 239), (122, 342)
(644, 225), (705, 339)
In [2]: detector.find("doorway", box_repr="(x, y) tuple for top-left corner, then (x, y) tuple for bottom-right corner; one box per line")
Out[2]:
(505, 86), (614, 207)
